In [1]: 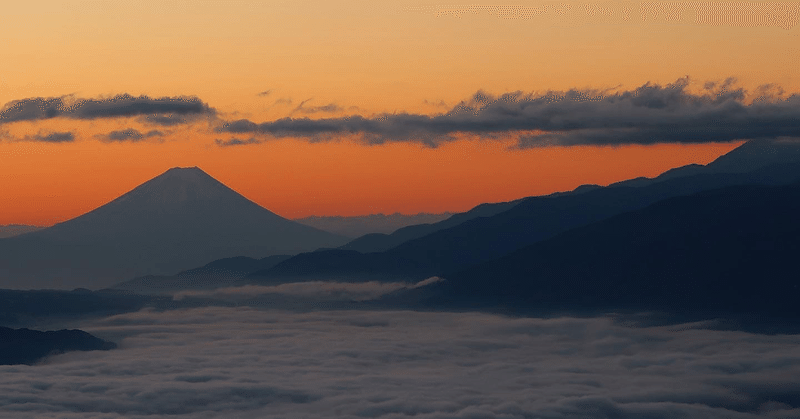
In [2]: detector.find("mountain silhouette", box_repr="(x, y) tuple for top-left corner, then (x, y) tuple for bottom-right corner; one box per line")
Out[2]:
(338, 198), (526, 253)
(248, 140), (800, 285)
(705, 138), (800, 174)
(1, 327), (116, 365)
(113, 254), (292, 294)
(337, 140), (800, 254)
(0, 224), (43, 239)
(295, 212), (453, 239)
(431, 181), (800, 318)
(0, 288), (151, 326)
(0, 167), (347, 290)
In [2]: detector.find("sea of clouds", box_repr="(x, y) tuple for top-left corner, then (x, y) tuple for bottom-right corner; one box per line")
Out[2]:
(1, 306), (799, 418)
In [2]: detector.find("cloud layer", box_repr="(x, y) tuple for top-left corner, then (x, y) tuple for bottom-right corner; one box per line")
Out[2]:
(0, 94), (215, 124)
(217, 78), (800, 147)
(4, 79), (799, 148)
(2, 307), (799, 418)
(0, 129), (76, 143)
(99, 128), (164, 143)
(173, 277), (445, 302)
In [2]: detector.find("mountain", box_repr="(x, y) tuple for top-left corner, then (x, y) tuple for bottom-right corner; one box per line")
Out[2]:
(0, 288), (152, 327)
(294, 212), (453, 239)
(1, 327), (116, 365)
(337, 140), (800, 254)
(248, 140), (800, 285)
(339, 198), (526, 253)
(113, 254), (292, 294)
(0, 224), (43, 239)
(432, 182), (800, 317)
(705, 138), (800, 174)
(0, 167), (347, 290)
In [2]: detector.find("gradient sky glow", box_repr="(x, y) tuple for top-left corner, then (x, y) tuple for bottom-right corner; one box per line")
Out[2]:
(2, 0), (798, 225)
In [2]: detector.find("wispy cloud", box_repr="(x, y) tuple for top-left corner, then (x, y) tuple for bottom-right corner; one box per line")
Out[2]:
(217, 77), (800, 147)
(98, 128), (164, 143)
(30, 131), (75, 143)
(0, 130), (76, 143)
(293, 99), (344, 115)
(138, 114), (194, 126)
(214, 137), (263, 147)
(0, 94), (215, 124)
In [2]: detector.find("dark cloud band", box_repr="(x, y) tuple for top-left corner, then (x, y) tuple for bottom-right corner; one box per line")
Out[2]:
(217, 78), (800, 147)
(0, 130), (75, 143)
(0, 94), (215, 124)
(29, 131), (75, 143)
(100, 128), (164, 143)
(215, 137), (263, 147)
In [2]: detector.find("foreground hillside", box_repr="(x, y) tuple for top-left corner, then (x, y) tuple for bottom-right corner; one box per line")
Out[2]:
(0, 327), (116, 365)
(434, 181), (800, 317)
(250, 160), (800, 285)
(294, 212), (453, 238)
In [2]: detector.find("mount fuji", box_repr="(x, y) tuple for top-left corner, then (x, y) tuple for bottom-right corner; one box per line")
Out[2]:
(0, 167), (347, 290)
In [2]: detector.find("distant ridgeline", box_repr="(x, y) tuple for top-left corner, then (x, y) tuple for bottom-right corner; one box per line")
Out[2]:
(240, 139), (800, 319)
(0, 327), (116, 365)
(433, 180), (800, 318)
(0, 288), (152, 327)
(293, 212), (453, 239)
(101, 139), (800, 321)
(247, 140), (800, 282)
(0, 225), (43, 239)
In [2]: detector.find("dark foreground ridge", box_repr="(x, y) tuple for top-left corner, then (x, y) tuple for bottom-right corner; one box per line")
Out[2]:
(114, 254), (292, 294)
(0, 327), (116, 365)
(0, 288), (153, 327)
(431, 181), (800, 319)
(249, 160), (800, 285)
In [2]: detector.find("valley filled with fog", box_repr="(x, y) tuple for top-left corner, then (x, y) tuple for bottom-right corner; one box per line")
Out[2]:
(3, 305), (799, 418)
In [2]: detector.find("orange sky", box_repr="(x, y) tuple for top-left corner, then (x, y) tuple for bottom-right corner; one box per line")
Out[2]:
(1, 1), (797, 225)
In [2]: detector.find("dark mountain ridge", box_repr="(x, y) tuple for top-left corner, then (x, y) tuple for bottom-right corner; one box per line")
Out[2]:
(335, 140), (797, 254)
(431, 181), (800, 318)
(0, 224), (43, 239)
(113, 254), (292, 294)
(295, 212), (453, 238)
(0, 327), (117, 365)
(249, 158), (800, 285)
(339, 198), (526, 253)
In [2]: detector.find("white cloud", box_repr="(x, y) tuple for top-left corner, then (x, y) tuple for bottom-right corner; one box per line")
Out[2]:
(1, 307), (799, 418)
(172, 277), (445, 302)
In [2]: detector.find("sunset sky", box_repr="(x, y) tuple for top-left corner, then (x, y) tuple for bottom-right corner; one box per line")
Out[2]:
(2, 0), (799, 226)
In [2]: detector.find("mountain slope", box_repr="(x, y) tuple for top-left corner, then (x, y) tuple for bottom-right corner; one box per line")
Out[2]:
(0, 327), (116, 365)
(705, 139), (800, 174)
(0, 167), (347, 290)
(249, 159), (800, 284)
(0, 225), (43, 239)
(295, 212), (453, 238)
(113, 254), (292, 294)
(338, 198), (526, 253)
(435, 182), (800, 317)
(337, 140), (799, 254)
